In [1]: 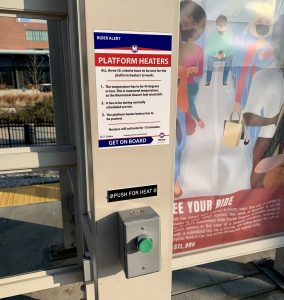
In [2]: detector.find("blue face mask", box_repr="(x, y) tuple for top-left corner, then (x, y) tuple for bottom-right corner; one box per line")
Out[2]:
(256, 24), (270, 36)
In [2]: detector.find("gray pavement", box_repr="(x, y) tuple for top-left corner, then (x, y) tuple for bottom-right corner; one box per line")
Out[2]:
(0, 202), (77, 278)
(3, 246), (284, 299)
(172, 250), (284, 299)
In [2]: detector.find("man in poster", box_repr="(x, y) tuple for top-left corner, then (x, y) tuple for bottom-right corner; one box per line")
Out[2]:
(242, 15), (284, 189)
(205, 15), (234, 86)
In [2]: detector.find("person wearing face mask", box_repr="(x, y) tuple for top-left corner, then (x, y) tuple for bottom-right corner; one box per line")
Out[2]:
(179, 0), (206, 130)
(205, 15), (235, 86)
(229, 3), (275, 186)
(175, 0), (206, 198)
(241, 15), (284, 189)
(232, 3), (274, 114)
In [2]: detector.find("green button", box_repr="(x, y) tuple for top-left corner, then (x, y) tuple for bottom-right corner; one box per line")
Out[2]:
(137, 236), (153, 253)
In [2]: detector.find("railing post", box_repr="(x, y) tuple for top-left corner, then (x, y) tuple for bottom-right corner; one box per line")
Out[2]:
(7, 120), (12, 147)
(24, 123), (35, 145)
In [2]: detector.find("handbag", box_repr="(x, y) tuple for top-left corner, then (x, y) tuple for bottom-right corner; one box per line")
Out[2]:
(221, 113), (243, 147)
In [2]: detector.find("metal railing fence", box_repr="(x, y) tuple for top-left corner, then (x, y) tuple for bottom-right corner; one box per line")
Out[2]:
(0, 120), (56, 147)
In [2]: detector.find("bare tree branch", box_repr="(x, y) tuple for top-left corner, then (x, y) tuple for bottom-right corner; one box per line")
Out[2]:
(24, 55), (45, 89)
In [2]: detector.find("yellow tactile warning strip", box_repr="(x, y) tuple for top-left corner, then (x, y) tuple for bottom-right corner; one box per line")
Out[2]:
(0, 183), (60, 207)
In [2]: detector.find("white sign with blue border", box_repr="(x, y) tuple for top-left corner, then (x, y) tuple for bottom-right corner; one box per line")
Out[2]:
(94, 30), (172, 148)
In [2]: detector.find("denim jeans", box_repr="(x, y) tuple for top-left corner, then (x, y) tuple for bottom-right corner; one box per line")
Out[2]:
(206, 55), (233, 84)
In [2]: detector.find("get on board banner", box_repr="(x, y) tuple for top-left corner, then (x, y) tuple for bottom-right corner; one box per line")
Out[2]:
(174, 0), (284, 254)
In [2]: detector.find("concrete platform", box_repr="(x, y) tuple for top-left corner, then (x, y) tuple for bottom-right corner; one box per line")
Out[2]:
(172, 250), (284, 300)
(3, 250), (284, 299)
(0, 202), (76, 278)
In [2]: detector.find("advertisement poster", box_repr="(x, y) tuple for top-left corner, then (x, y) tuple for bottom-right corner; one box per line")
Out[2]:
(94, 31), (172, 148)
(174, 0), (284, 254)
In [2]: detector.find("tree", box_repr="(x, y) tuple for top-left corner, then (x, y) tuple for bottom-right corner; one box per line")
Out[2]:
(24, 54), (45, 89)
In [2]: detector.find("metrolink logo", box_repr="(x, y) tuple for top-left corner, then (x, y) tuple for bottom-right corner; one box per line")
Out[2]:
(131, 45), (138, 53)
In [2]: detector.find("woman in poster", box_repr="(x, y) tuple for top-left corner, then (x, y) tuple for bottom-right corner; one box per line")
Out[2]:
(175, 0), (206, 198)
(227, 3), (275, 189)
(233, 3), (274, 114)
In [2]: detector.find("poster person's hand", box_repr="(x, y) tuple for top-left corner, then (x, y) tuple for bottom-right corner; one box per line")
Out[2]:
(232, 102), (241, 113)
(187, 67), (199, 76)
(272, 112), (280, 125)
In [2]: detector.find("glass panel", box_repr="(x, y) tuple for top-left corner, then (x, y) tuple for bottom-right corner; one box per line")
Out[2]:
(0, 16), (67, 148)
(26, 30), (49, 42)
(0, 168), (77, 278)
(42, 31), (48, 41)
(25, 30), (33, 41)
(174, 0), (284, 255)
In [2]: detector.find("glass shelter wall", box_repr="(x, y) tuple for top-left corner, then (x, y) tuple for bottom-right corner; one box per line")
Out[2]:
(0, 15), (80, 280)
(0, 168), (77, 277)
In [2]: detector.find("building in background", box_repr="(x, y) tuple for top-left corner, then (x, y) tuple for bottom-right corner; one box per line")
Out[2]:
(0, 16), (50, 89)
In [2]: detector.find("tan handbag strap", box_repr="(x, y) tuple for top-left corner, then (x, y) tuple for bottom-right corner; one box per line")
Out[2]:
(277, 105), (284, 126)
(229, 112), (241, 123)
